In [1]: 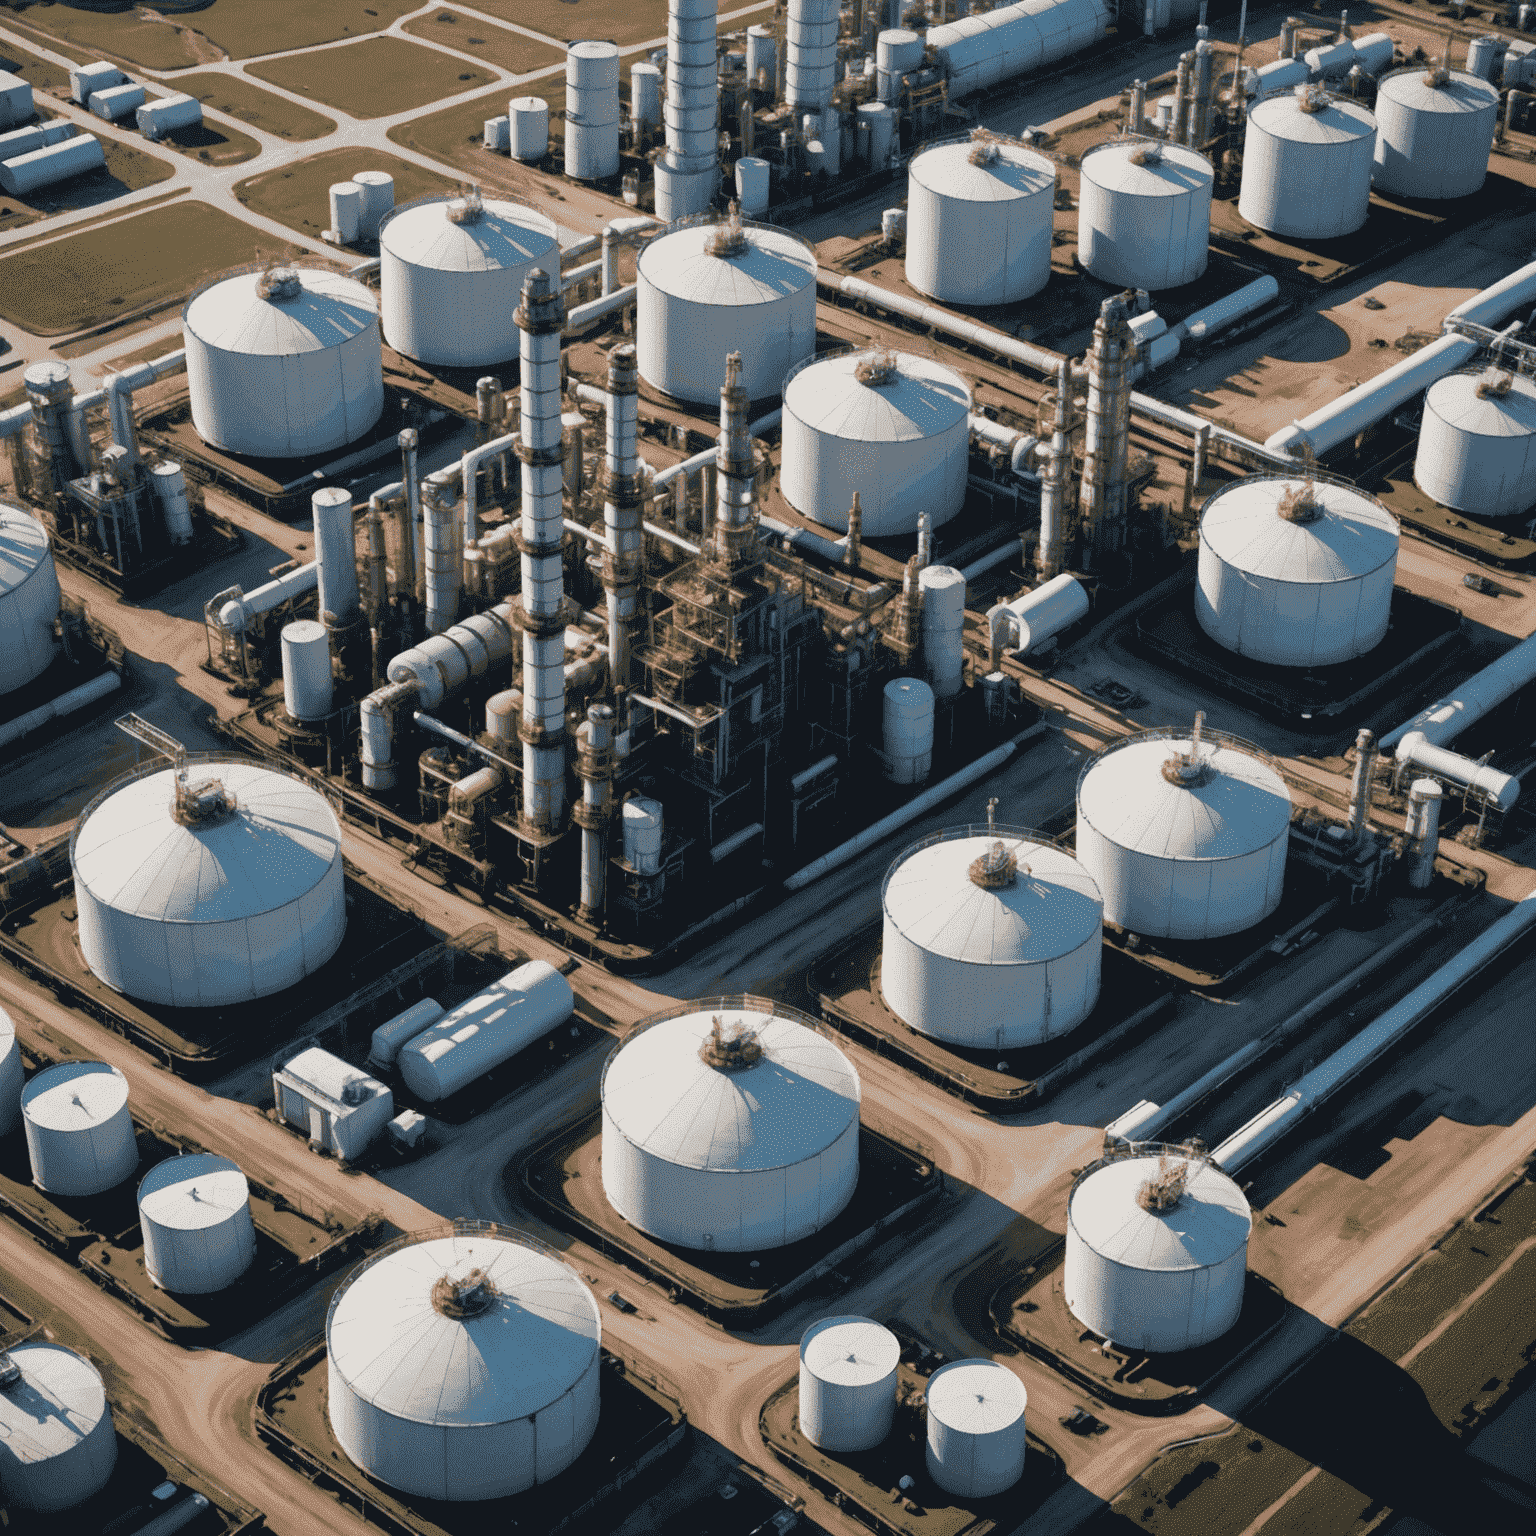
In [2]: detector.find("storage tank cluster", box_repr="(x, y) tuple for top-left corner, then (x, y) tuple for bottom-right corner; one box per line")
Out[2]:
(326, 1225), (601, 1500)
(1414, 368), (1536, 518)
(600, 1000), (860, 1251)
(0, 1342), (117, 1513)
(1, 500), (62, 696)
(70, 760), (347, 1008)
(1065, 1146), (1252, 1351)
(138, 1152), (257, 1294)
(1078, 139), (1213, 290)
(1239, 85), (1376, 239)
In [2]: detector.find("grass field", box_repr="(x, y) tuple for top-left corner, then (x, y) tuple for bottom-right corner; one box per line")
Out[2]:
(401, 10), (564, 77)
(0, 135), (175, 235)
(154, 115), (263, 166)
(0, 200), (309, 335)
(247, 35), (496, 119)
(387, 78), (561, 179)
(172, 73), (337, 140)
(0, 38), (71, 93)
(456, 0), (765, 49)
(234, 146), (460, 240)
(2, 3), (203, 69)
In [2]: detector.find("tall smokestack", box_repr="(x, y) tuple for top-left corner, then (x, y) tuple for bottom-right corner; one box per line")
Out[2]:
(575, 703), (614, 919)
(1079, 296), (1135, 570)
(602, 344), (642, 693)
(713, 350), (758, 565)
(786, 0), (839, 110)
(657, 0), (719, 220)
(1037, 356), (1072, 579)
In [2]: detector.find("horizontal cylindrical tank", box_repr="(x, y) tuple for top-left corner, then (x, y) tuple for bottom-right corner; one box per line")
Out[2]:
(882, 827), (1102, 1048)
(1065, 1148), (1251, 1350)
(0, 120), (72, 159)
(925, 1359), (1026, 1499)
(509, 96), (549, 161)
(906, 137), (1055, 305)
(0, 1342), (117, 1512)
(21, 1061), (137, 1197)
(1196, 475), (1399, 666)
(989, 572), (1090, 655)
(920, 564), (966, 699)
(281, 619), (332, 721)
(135, 92), (200, 140)
(89, 83), (145, 120)
(1305, 39), (1356, 78)
(1076, 727), (1292, 939)
(147, 460), (193, 545)
(369, 998), (446, 1069)
(601, 1000), (861, 1251)
(0, 71), (29, 128)
(329, 180), (362, 243)
(1414, 368), (1536, 517)
(630, 61), (661, 127)
(398, 961), (574, 1102)
(0, 500), (61, 695)
(1252, 56), (1309, 98)
(1079, 140), (1213, 291)
(352, 169), (394, 241)
(138, 1152), (257, 1293)
(883, 676), (934, 785)
(1353, 32), (1395, 76)
(0, 134), (104, 196)
(735, 155), (770, 215)
(483, 115), (509, 151)
(0, 1006), (23, 1136)
(781, 350), (972, 536)
(183, 266), (383, 460)
(566, 40), (620, 180)
(929, 0), (1111, 98)
(1371, 68), (1499, 201)
(858, 100), (895, 169)
(799, 1316), (900, 1452)
(621, 796), (663, 872)
(1239, 90), (1375, 238)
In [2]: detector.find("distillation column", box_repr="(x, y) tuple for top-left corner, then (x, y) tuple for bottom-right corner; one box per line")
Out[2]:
(1078, 296), (1135, 571)
(602, 345), (642, 691)
(1037, 356), (1072, 580)
(575, 703), (614, 919)
(713, 350), (758, 566)
(657, 0), (719, 220)
(786, 0), (839, 111)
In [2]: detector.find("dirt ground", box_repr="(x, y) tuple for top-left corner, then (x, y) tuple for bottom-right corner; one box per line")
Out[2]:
(401, 9), (564, 76)
(247, 35), (496, 120)
(0, 199), (307, 334)
(233, 144), (461, 239)
(0, 133), (175, 235)
(458, 0), (682, 48)
(172, 71), (336, 140)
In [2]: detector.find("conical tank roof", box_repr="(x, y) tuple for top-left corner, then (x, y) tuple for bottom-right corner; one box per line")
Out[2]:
(800, 1316), (900, 1385)
(1199, 476), (1398, 584)
(926, 1359), (1026, 1432)
(21, 1061), (128, 1131)
(0, 501), (49, 598)
(1081, 139), (1213, 196)
(184, 268), (376, 356)
(380, 196), (558, 273)
(1377, 67), (1499, 116)
(1249, 90), (1374, 143)
(138, 1153), (248, 1230)
(784, 350), (971, 444)
(1424, 368), (1536, 440)
(909, 139), (1055, 202)
(1069, 1153), (1250, 1270)
(637, 222), (816, 306)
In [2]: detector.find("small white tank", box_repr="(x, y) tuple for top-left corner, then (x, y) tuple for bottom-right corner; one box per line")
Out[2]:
(1414, 368), (1536, 518)
(1239, 89), (1375, 239)
(0, 1342), (117, 1511)
(281, 619), (332, 721)
(0, 1005), (24, 1136)
(919, 565), (967, 699)
(621, 797), (664, 873)
(486, 689), (520, 742)
(883, 677), (934, 785)
(352, 169), (394, 241)
(925, 1359), (1027, 1499)
(989, 573), (1090, 656)
(735, 155), (770, 215)
(329, 180), (362, 243)
(876, 28), (923, 103)
(21, 1061), (137, 1197)
(483, 116), (509, 151)
(138, 1152), (257, 1294)
(1078, 140), (1213, 291)
(857, 100), (895, 170)
(630, 62), (662, 128)
(799, 1316), (900, 1452)
(509, 97), (549, 161)
(1372, 68), (1499, 200)
(147, 461), (193, 545)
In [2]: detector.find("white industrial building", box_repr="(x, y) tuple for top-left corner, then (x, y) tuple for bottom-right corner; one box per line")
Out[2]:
(799, 1315), (900, 1452)
(1078, 140), (1213, 291)
(71, 760), (346, 1008)
(0, 501), (61, 695)
(273, 1047), (393, 1161)
(0, 1006), (22, 1136)
(881, 827), (1103, 1050)
(1239, 88), (1375, 240)
(1064, 1148), (1252, 1351)
(0, 1342), (117, 1512)
(600, 1002), (861, 1251)
(21, 1060), (138, 1198)
(1414, 368), (1536, 519)
(925, 1358), (1027, 1499)
(138, 1152), (257, 1294)
(326, 1225), (601, 1500)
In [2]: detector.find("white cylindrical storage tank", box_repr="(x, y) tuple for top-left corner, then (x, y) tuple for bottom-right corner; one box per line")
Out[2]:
(630, 61), (662, 128)
(781, 350), (972, 535)
(566, 40), (621, 180)
(876, 28), (924, 103)
(621, 796), (663, 873)
(788, 0), (840, 109)
(182, 267), (383, 460)
(509, 96), (549, 161)
(1414, 368), (1536, 518)
(147, 460), (193, 545)
(858, 100), (895, 169)
(0, 1006), (25, 1137)
(600, 1000), (861, 1252)
(746, 24), (776, 84)
(799, 1316), (900, 1452)
(329, 181), (363, 243)
(138, 1152), (256, 1294)
(919, 564), (966, 699)
(1466, 35), (1499, 79)
(1371, 69), (1499, 200)
(1195, 475), (1399, 666)
(352, 169), (394, 241)
(21, 1061), (137, 1197)
(0, 1342), (116, 1512)
(71, 761), (346, 1007)
(906, 137), (1055, 305)
(312, 484), (358, 623)
(881, 827), (1102, 1048)
(326, 1226), (601, 1500)
(1064, 1148), (1251, 1351)
(1079, 140), (1213, 291)
(483, 115), (509, 151)
(0, 500), (61, 695)
(636, 218), (817, 404)
(803, 139), (827, 176)
(369, 998), (446, 1069)
(1239, 90), (1375, 238)
(735, 155), (770, 214)
(397, 960), (575, 1103)
(883, 676), (934, 785)
(1075, 727), (1292, 940)
(281, 619), (332, 721)
(989, 572), (1091, 655)
(380, 194), (560, 367)
(925, 1359), (1026, 1500)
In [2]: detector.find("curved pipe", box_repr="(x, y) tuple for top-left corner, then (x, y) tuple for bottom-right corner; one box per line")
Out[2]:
(104, 348), (186, 464)
(0, 671), (121, 751)
(1392, 731), (1520, 812)
(217, 561), (318, 633)
(1380, 631), (1536, 752)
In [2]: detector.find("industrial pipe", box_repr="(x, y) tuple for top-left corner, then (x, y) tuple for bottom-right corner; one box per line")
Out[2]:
(969, 414), (1040, 477)
(216, 562), (318, 633)
(1392, 730), (1520, 812)
(1445, 255), (1536, 328)
(459, 429), (519, 548)
(104, 348), (186, 465)
(361, 678), (418, 791)
(1381, 631), (1536, 752)
(600, 216), (661, 295)
(650, 408), (782, 490)
(0, 671), (121, 751)
(962, 540), (1020, 582)
(760, 512), (846, 563)
(566, 284), (637, 331)
(1170, 276), (1280, 343)
(561, 258), (603, 292)
(1212, 885), (1536, 1173)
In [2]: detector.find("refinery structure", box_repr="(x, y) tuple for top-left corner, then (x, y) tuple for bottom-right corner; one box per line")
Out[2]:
(3, 1), (1536, 1534)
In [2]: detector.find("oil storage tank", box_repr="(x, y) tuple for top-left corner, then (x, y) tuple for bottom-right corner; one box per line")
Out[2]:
(0, 1006), (22, 1135)
(1414, 367), (1536, 518)
(905, 135), (1056, 305)
(380, 192), (560, 367)
(1238, 88), (1375, 239)
(1078, 140), (1213, 290)
(1195, 474), (1399, 666)
(182, 265), (383, 459)
(799, 1316), (900, 1452)
(138, 1152), (257, 1294)
(1372, 68), (1498, 200)
(780, 349), (972, 535)
(326, 1224), (600, 1500)
(0, 1342), (117, 1512)
(925, 1359), (1026, 1499)
(1074, 721), (1292, 940)
(600, 999), (860, 1251)
(71, 760), (346, 1008)
(1, 500), (61, 695)
(881, 827), (1102, 1049)
(21, 1061), (137, 1197)
(636, 211), (817, 403)
(1064, 1147), (1251, 1350)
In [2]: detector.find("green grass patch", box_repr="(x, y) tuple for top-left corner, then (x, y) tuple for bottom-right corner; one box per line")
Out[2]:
(234, 145), (461, 240)
(401, 11), (564, 77)
(2, 2), (205, 70)
(0, 37), (72, 93)
(457, 0), (767, 49)
(172, 72), (337, 140)
(247, 35), (496, 119)
(386, 77), (562, 178)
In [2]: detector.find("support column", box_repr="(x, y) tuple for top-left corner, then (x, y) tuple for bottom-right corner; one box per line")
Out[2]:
(574, 703), (614, 919)
(602, 344), (642, 692)
(713, 350), (758, 566)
